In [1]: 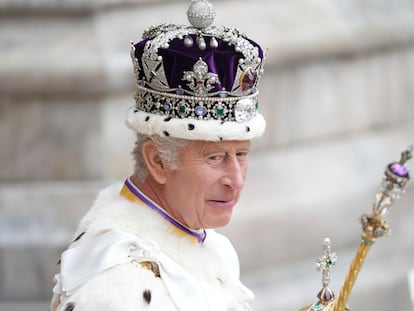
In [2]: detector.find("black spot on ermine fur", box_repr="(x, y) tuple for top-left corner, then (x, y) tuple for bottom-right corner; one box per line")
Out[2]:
(143, 289), (152, 304)
(64, 302), (75, 311)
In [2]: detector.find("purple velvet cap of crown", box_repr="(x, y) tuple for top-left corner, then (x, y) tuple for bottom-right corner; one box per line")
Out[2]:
(133, 34), (264, 94)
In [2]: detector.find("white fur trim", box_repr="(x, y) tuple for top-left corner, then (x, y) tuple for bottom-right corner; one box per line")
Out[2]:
(125, 107), (266, 141)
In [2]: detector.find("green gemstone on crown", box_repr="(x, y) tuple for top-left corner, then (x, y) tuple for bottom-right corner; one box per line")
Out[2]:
(178, 102), (187, 116)
(215, 104), (224, 117)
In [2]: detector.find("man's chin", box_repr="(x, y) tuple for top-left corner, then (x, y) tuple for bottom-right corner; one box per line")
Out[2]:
(207, 209), (234, 228)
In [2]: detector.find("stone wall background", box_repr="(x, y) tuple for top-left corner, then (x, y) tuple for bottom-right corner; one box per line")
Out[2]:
(1, 0), (414, 310)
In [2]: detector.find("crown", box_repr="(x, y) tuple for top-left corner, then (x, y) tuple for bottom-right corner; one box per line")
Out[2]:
(126, 0), (266, 141)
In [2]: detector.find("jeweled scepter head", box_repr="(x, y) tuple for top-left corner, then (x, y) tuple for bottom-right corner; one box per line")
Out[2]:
(371, 146), (412, 216)
(361, 145), (412, 242)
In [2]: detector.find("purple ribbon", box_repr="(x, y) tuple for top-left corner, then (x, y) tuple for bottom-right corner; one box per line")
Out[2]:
(124, 178), (207, 244)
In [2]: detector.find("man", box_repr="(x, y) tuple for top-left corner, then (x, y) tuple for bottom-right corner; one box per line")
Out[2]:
(51, 0), (266, 310)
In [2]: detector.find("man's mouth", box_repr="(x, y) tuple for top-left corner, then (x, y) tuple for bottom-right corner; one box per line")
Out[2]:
(208, 198), (235, 207)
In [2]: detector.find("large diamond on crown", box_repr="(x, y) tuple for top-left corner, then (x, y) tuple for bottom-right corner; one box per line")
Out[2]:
(235, 98), (256, 122)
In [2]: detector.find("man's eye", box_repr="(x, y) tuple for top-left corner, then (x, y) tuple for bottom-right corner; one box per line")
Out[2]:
(236, 151), (249, 158)
(207, 154), (225, 163)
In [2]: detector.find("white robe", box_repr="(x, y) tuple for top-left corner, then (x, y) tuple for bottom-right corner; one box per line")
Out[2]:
(51, 182), (254, 311)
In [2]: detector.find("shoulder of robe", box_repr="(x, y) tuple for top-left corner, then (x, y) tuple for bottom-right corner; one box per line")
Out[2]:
(54, 262), (178, 311)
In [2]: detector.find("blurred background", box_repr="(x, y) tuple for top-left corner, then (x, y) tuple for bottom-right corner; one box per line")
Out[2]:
(1, 0), (414, 310)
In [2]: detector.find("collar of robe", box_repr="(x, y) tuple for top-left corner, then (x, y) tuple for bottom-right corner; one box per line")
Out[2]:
(121, 177), (207, 244)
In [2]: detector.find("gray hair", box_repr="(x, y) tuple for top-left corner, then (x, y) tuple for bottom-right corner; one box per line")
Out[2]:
(132, 133), (189, 182)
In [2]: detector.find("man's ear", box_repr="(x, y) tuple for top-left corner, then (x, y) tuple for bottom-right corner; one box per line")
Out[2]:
(141, 140), (168, 184)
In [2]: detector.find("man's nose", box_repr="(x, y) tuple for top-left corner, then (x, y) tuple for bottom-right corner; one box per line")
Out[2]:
(221, 155), (246, 190)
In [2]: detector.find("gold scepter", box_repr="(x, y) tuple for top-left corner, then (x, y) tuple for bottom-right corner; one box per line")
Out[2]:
(300, 146), (412, 311)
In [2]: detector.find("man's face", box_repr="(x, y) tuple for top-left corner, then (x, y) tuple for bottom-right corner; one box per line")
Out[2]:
(162, 140), (251, 229)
